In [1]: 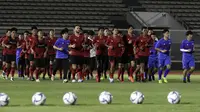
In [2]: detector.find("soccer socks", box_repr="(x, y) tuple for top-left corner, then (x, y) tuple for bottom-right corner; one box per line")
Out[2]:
(117, 68), (122, 80)
(164, 69), (170, 78)
(10, 67), (15, 78)
(158, 70), (163, 80)
(59, 69), (63, 79)
(49, 65), (53, 76)
(35, 69), (40, 80)
(29, 66), (34, 79)
(121, 68), (125, 82)
(71, 69), (76, 80)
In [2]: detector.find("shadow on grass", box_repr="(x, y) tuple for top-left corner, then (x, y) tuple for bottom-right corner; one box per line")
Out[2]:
(181, 102), (191, 104)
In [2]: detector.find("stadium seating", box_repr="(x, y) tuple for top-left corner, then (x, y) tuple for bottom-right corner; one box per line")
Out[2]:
(0, 0), (128, 31)
(137, 0), (200, 29)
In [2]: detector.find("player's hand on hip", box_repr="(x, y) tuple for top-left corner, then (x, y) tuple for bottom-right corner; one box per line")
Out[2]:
(161, 50), (167, 53)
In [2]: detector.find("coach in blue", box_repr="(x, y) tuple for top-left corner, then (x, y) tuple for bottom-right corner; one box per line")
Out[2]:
(155, 29), (172, 84)
(52, 28), (70, 83)
(180, 31), (195, 83)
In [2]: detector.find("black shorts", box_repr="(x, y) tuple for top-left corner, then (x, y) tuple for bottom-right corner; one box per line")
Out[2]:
(121, 55), (129, 64)
(6, 55), (16, 63)
(90, 57), (96, 70)
(69, 55), (83, 65)
(83, 57), (90, 65)
(135, 58), (140, 65)
(2, 55), (6, 62)
(109, 56), (122, 64)
(29, 54), (34, 61)
(44, 58), (50, 67)
(25, 59), (30, 66)
(18, 57), (25, 65)
(49, 54), (55, 62)
(139, 56), (148, 65)
(34, 58), (46, 68)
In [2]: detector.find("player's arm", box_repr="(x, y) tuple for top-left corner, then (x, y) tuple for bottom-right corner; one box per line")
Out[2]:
(2, 38), (10, 48)
(53, 39), (63, 51)
(155, 40), (166, 53)
(30, 41), (36, 54)
(180, 41), (191, 52)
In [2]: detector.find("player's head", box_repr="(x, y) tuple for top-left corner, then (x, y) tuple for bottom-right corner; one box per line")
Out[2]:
(112, 27), (118, 35)
(83, 30), (88, 38)
(88, 30), (95, 37)
(6, 29), (11, 37)
(74, 25), (81, 34)
(118, 31), (123, 37)
(163, 29), (169, 38)
(24, 31), (30, 39)
(104, 28), (109, 36)
(186, 30), (193, 40)
(141, 26), (148, 35)
(151, 32), (156, 40)
(49, 29), (55, 37)
(10, 27), (18, 38)
(37, 30), (44, 38)
(98, 27), (104, 36)
(60, 28), (69, 39)
(128, 25), (134, 34)
(18, 33), (23, 40)
(148, 28), (153, 36)
(31, 26), (38, 36)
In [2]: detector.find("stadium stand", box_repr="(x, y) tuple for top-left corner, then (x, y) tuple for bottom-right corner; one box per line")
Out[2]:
(137, 0), (200, 30)
(0, 0), (128, 31)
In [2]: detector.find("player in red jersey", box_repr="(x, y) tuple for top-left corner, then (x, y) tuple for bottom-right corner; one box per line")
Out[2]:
(1, 29), (11, 78)
(106, 27), (124, 83)
(134, 27), (153, 82)
(31, 30), (48, 82)
(82, 30), (93, 80)
(93, 27), (108, 82)
(44, 29), (57, 79)
(69, 25), (85, 83)
(28, 26), (38, 81)
(2, 28), (18, 81)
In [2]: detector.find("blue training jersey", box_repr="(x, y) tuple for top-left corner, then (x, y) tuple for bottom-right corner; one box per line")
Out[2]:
(149, 40), (158, 58)
(180, 39), (194, 59)
(16, 48), (22, 57)
(54, 37), (70, 59)
(155, 38), (172, 59)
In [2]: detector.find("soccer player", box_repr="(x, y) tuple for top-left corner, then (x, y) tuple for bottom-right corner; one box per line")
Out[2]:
(45, 29), (57, 79)
(147, 33), (158, 81)
(23, 31), (30, 79)
(89, 32), (96, 80)
(93, 27), (108, 82)
(180, 31), (195, 83)
(28, 26), (38, 81)
(69, 25), (84, 83)
(134, 27), (153, 82)
(52, 28), (70, 83)
(82, 31), (93, 80)
(106, 27), (124, 83)
(1, 29), (11, 78)
(155, 29), (172, 83)
(125, 25), (136, 82)
(2, 27), (18, 81)
(31, 30), (48, 82)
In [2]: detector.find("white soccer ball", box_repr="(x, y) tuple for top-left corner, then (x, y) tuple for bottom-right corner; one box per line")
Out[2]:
(130, 91), (144, 104)
(63, 92), (77, 105)
(167, 91), (181, 104)
(0, 93), (10, 107)
(99, 91), (113, 104)
(32, 92), (46, 106)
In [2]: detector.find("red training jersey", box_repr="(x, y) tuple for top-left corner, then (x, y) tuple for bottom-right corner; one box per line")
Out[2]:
(32, 38), (47, 59)
(93, 36), (107, 55)
(46, 37), (57, 55)
(1, 36), (7, 55)
(3, 37), (18, 55)
(126, 34), (137, 56)
(69, 34), (84, 56)
(83, 37), (92, 57)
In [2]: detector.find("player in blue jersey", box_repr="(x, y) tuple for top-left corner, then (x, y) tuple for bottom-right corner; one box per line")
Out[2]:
(155, 29), (172, 83)
(180, 31), (195, 83)
(147, 33), (158, 81)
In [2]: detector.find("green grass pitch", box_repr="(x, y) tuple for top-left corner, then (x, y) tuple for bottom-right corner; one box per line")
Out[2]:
(0, 74), (200, 112)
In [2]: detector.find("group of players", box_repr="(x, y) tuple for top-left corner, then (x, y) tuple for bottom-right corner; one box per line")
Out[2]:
(0, 25), (195, 83)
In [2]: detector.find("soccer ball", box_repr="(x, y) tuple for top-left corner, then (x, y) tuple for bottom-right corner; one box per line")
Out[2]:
(99, 91), (113, 104)
(167, 91), (181, 104)
(63, 92), (77, 105)
(130, 91), (144, 104)
(32, 92), (46, 106)
(0, 93), (10, 107)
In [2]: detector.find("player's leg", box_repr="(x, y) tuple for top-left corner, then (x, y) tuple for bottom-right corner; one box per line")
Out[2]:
(163, 57), (171, 83)
(29, 54), (35, 81)
(49, 55), (54, 79)
(89, 57), (95, 79)
(147, 57), (153, 81)
(25, 59), (30, 80)
(134, 59), (140, 82)
(5, 55), (12, 79)
(2, 55), (6, 78)
(62, 58), (69, 83)
(52, 58), (62, 81)
(96, 55), (102, 82)
(128, 56), (135, 82)
(109, 56), (115, 83)
(182, 59), (189, 83)
(103, 55), (108, 79)
(187, 60), (195, 82)
(139, 57), (146, 82)
(16, 56), (20, 78)
(70, 56), (78, 82)
(19, 57), (25, 79)
(76, 56), (84, 82)
(158, 58), (164, 83)
(117, 57), (123, 82)
(34, 59), (40, 82)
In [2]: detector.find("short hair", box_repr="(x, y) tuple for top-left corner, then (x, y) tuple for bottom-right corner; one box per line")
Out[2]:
(6, 29), (11, 33)
(148, 28), (153, 31)
(186, 30), (193, 36)
(162, 29), (169, 33)
(151, 32), (156, 35)
(88, 30), (95, 36)
(10, 27), (18, 32)
(83, 30), (88, 34)
(128, 25), (133, 29)
(60, 28), (69, 35)
(31, 26), (37, 30)
(37, 29), (42, 32)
